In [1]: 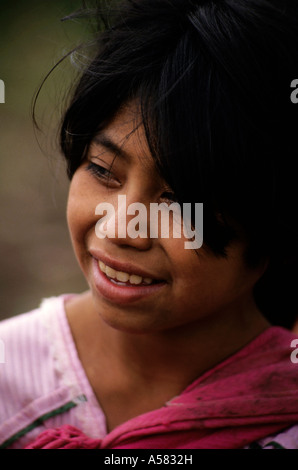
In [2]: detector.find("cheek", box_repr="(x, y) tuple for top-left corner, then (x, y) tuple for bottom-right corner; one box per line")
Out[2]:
(167, 242), (257, 312)
(66, 171), (98, 253)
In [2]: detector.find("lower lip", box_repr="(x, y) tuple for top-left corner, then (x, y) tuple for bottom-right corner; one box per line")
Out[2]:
(91, 257), (167, 304)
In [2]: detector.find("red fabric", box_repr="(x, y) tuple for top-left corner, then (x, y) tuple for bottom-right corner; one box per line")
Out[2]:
(25, 327), (298, 449)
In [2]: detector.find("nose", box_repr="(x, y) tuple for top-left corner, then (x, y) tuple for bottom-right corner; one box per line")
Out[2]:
(95, 194), (153, 250)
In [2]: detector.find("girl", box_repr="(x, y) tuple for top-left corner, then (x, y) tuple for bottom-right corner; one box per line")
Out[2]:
(1, 0), (298, 449)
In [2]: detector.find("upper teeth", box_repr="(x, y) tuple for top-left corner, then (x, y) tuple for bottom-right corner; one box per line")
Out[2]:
(99, 261), (153, 285)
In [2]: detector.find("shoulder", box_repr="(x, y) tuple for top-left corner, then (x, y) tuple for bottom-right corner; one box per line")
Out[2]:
(0, 295), (72, 369)
(0, 295), (79, 447)
(0, 297), (52, 343)
(0, 295), (69, 397)
(0, 297), (56, 365)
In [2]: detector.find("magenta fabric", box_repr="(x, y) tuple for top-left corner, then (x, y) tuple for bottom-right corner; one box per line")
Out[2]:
(24, 309), (298, 449)
(1, 295), (298, 449)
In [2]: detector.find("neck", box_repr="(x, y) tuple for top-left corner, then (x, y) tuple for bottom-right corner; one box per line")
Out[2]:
(66, 290), (270, 390)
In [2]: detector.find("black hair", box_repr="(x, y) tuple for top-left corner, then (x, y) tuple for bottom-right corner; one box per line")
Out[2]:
(58, 0), (298, 328)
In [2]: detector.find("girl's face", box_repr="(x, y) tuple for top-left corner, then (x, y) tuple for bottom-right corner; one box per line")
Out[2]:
(67, 103), (264, 334)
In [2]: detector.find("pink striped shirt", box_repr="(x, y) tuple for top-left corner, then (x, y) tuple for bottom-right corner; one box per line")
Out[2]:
(0, 295), (298, 449)
(0, 295), (107, 449)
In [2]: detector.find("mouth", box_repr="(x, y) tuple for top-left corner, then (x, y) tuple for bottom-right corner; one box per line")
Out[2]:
(98, 259), (160, 287)
(90, 252), (167, 304)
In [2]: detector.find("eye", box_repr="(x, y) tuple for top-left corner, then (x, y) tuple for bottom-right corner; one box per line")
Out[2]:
(85, 161), (122, 190)
(86, 161), (112, 180)
(160, 191), (177, 204)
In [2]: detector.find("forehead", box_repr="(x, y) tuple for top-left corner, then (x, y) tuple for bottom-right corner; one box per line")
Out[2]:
(91, 103), (153, 167)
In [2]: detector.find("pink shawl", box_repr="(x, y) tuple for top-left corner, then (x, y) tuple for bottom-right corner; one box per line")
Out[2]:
(25, 327), (298, 449)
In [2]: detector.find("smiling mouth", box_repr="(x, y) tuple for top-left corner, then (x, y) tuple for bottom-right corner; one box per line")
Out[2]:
(98, 260), (161, 287)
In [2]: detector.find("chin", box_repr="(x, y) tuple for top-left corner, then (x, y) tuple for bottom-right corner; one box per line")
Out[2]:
(92, 295), (169, 335)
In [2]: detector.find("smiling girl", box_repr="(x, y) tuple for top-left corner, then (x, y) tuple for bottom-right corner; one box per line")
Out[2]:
(1, 0), (298, 449)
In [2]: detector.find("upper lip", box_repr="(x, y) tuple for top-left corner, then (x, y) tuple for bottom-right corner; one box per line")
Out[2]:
(89, 248), (165, 281)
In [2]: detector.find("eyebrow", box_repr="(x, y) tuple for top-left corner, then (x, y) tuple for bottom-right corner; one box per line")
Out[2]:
(92, 133), (131, 161)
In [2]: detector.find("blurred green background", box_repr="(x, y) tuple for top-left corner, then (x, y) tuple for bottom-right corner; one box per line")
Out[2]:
(0, 0), (90, 320)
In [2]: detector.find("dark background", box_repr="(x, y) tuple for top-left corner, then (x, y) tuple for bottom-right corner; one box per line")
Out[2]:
(0, 0), (89, 320)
